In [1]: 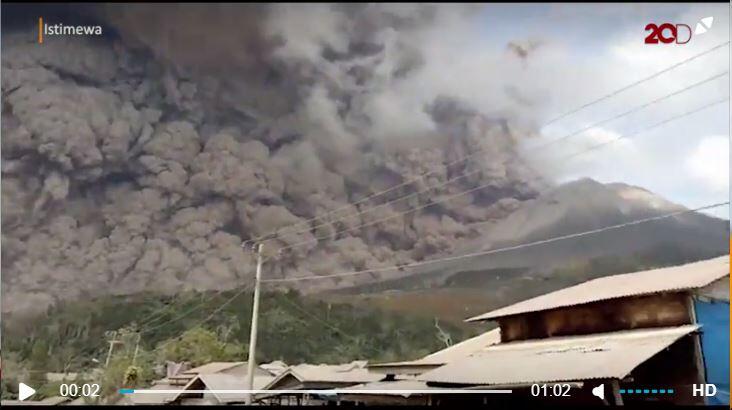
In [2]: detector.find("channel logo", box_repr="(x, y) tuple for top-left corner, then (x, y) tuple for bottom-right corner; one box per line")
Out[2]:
(644, 16), (713, 45)
(695, 16), (714, 35)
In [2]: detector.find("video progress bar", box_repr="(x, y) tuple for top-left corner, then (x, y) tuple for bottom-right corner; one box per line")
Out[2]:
(121, 389), (513, 395)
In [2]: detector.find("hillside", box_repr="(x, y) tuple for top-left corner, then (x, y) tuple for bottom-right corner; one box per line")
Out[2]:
(409, 178), (727, 280)
(325, 179), (728, 323)
(1, 289), (469, 399)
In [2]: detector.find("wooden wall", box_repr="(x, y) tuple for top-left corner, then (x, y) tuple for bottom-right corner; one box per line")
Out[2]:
(498, 292), (691, 342)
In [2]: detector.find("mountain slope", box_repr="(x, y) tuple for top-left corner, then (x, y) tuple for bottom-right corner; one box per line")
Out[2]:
(340, 178), (727, 293)
(327, 178), (727, 324)
(438, 178), (726, 273)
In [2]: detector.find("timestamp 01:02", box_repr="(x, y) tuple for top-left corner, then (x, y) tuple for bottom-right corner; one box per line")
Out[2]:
(531, 383), (572, 397)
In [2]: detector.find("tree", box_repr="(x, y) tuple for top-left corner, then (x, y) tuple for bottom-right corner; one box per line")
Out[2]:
(157, 327), (246, 367)
(28, 339), (50, 387)
(99, 348), (155, 402)
(1, 352), (24, 400)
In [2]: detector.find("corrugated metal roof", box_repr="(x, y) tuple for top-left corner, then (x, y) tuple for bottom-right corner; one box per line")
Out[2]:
(181, 361), (246, 375)
(342, 379), (435, 397)
(261, 360), (289, 376)
(125, 383), (181, 405)
(422, 328), (502, 363)
(173, 373), (275, 403)
(370, 328), (502, 369)
(467, 256), (729, 322)
(419, 325), (698, 386)
(203, 373), (274, 391)
(262, 361), (383, 391)
(695, 275), (730, 302)
(289, 363), (383, 383)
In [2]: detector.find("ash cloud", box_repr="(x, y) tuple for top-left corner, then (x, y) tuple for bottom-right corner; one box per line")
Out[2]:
(2, 4), (544, 315)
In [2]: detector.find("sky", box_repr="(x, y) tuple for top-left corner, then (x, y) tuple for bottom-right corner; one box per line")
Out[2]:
(474, 3), (730, 219)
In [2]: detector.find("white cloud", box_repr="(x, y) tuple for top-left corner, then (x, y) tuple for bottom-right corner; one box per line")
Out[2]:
(685, 135), (730, 193)
(509, 3), (730, 220)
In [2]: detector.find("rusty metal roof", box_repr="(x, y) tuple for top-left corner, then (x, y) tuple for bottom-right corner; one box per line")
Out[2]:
(418, 325), (698, 386)
(467, 256), (728, 322)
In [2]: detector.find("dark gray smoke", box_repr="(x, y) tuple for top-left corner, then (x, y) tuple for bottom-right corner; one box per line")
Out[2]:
(2, 4), (543, 315)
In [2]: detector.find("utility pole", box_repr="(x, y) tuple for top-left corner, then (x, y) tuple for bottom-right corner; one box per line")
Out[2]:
(245, 243), (264, 405)
(132, 333), (141, 366)
(104, 335), (122, 368)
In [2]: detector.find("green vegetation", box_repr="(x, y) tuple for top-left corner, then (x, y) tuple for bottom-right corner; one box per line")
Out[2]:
(4, 243), (717, 401)
(160, 327), (246, 367)
(327, 243), (723, 329)
(546, 242), (724, 283)
(2, 289), (466, 400)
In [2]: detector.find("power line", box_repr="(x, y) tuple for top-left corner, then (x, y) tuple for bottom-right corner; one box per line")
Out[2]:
(152, 285), (254, 352)
(133, 67), (729, 341)
(470, 96), (731, 230)
(129, 250), (260, 335)
(277, 295), (365, 345)
(140, 284), (253, 335)
(254, 70), (728, 247)
(135, 293), (204, 329)
(532, 71), (728, 152)
(241, 42), (729, 246)
(135, 296), (179, 328)
(261, 201), (728, 284)
(125, 81), (729, 333)
(139, 95), (727, 333)
(136, 295), (215, 334)
(542, 41), (730, 126)
(268, 166), (485, 242)
(129, 241), (261, 339)
(146, 283), (367, 353)
(272, 83), (728, 254)
(275, 293), (384, 358)
(546, 96), (730, 176)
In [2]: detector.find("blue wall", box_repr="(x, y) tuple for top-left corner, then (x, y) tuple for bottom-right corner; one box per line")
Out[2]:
(694, 299), (730, 405)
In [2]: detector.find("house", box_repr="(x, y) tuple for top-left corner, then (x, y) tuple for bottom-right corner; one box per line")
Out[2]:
(121, 362), (253, 405)
(119, 382), (180, 406)
(167, 361), (269, 386)
(169, 372), (276, 405)
(337, 378), (440, 406)
(690, 269), (729, 405)
(326, 328), (501, 405)
(413, 256), (729, 405)
(256, 361), (384, 405)
(122, 361), (283, 405)
(367, 328), (502, 377)
(259, 360), (289, 377)
(419, 325), (699, 405)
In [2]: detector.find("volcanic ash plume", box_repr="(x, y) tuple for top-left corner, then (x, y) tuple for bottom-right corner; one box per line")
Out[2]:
(2, 4), (543, 315)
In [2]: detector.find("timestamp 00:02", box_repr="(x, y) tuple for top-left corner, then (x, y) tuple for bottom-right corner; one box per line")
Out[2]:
(58, 383), (101, 398)
(531, 383), (572, 397)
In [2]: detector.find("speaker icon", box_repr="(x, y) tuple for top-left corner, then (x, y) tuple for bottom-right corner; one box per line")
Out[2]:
(695, 17), (714, 35)
(592, 384), (605, 400)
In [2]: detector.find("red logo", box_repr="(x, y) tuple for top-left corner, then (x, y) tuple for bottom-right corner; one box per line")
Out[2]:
(645, 23), (692, 44)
